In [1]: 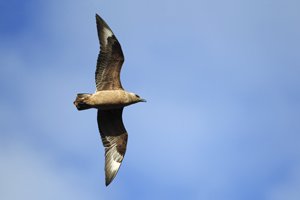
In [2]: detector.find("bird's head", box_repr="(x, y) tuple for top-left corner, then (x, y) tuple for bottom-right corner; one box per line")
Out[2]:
(130, 93), (146, 103)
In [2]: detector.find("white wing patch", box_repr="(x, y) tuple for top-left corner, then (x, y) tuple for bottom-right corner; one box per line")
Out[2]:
(103, 27), (113, 46)
(105, 148), (123, 185)
(110, 159), (121, 172)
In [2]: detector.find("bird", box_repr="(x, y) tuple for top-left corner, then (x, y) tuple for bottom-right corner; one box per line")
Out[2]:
(73, 14), (146, 186)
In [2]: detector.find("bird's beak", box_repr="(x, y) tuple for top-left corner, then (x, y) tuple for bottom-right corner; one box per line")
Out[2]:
(140, 98), (147, 102)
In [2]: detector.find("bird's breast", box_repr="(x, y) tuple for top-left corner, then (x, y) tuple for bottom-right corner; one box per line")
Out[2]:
(90, 90), (131, 109)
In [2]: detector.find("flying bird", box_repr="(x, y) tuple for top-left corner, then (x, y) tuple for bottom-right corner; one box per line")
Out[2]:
(74, 14), (146, 186)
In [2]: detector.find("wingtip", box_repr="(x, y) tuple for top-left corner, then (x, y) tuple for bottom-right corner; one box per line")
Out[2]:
(105, 180), (110, 187)
(95, 13), (103, 24)
(105, 176), (114, 186)
(104, 160), (121, 186)
(95, 13), (101, 20)
(95, 13), (108, 25)
(105, 172), (116, 186)
(95, 13), (113, 34)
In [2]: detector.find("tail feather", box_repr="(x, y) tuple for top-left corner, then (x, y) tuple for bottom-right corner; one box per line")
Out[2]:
(74, 93), (92, 110)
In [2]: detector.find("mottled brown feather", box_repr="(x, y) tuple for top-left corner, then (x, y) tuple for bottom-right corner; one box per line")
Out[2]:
(97, 108), (128, 186)
(95, 14), (124, 91)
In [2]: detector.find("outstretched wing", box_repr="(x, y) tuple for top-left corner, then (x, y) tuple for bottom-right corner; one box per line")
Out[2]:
(95, 14), (124, 91)
(97, 108), (128, 186)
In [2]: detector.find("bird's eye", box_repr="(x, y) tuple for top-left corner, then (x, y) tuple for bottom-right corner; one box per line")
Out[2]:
(135, 94), (140, 98)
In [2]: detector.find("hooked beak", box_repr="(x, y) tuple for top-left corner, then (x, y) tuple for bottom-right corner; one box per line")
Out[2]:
(140, 98), (147, 102)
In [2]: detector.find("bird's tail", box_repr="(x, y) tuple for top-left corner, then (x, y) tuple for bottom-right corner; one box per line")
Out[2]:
(74, 93), (93, 111)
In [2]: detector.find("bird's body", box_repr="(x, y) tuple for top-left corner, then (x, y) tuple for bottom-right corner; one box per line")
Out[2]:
(73, 14), (145, 186)
(74, 90), (141, 110)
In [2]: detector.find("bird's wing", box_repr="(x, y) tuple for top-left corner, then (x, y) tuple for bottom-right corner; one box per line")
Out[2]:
(97, 108), (128, 186)
(95, 14), (124, 91)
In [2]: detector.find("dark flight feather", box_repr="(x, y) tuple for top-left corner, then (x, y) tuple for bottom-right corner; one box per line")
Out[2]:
(97, 108), (128, 186)
(95, 14), (124, 91)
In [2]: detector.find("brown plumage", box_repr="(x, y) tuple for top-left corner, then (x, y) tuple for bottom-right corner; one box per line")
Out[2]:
(95, 14), (124, 91)
(73, 14), (146, 186)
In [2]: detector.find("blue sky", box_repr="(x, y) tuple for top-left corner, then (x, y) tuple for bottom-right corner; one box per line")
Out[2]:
(1, 0), (300, 199)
